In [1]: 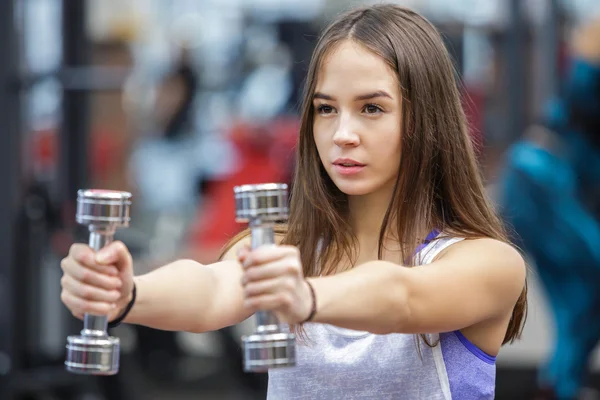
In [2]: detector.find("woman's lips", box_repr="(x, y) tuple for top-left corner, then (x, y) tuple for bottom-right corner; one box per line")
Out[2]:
(333, 164), (366, 175)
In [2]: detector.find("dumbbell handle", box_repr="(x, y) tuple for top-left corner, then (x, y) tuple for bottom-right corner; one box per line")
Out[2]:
(250, 224), (281, 331)
(82, 230), (114, 336)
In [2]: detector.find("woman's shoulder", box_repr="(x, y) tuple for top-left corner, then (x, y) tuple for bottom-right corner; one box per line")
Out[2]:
(449, 236), (520, 254)
(433, 234), (520, 258)
(423, 232), (522, 266)
(433, 236), (526, 281)
(424, 235), (527, 316)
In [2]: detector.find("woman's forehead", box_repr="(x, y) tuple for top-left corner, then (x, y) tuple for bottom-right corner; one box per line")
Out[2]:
(315, 40), (398, 97)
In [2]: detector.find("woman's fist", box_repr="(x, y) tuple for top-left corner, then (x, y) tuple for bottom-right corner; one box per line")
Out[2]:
(238, 244), (313, 324)
(60, 241), (135, 322)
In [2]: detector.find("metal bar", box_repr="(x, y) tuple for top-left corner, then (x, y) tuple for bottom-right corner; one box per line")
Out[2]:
(57, 1), (95, 396)
(60, 66), (132, 91)
(59, 3), (133, 399)
(542, 0), (560, 100)
(506, 0), (526, 141)
(0, 0), (20, 397)
(59, 0), (91, 205)
(16, 66), (132, 91)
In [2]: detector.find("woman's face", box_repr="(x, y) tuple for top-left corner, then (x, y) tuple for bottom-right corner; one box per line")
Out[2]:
(313, 40), (403, 198)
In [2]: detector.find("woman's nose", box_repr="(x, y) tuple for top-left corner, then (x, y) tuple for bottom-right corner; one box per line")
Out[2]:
(332, 116), (360, 147)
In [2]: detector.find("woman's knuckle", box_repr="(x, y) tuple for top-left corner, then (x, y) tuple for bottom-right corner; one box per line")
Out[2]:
(80, 300), (92, 313)
(246, 269), (258, 281)
(80, 286), (92, 300)
(113, 240), (126, 253)
(279, 294), (292, 307)
(283, 278), (295, 291)
(281, 245), (298, 256)
(116, 241), (132, 261)
(99, 304), (112, 315)
(80, 269), (92, 284)
(285, 263), (297, 274)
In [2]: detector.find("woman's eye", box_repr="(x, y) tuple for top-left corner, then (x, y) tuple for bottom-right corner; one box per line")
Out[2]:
(317, 104), (335, 114)
(363, 104), (383, 114)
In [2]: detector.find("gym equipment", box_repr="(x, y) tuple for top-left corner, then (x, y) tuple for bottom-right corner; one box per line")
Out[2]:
(234, 183), (296, 373)
(65, 189), (132, 375)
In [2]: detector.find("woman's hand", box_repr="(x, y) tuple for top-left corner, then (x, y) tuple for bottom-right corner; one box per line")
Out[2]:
(60, 241), (135, 322)
(238, 244), (313, 324)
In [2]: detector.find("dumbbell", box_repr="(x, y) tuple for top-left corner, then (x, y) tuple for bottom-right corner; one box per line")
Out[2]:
(65, 189), (132, 375)
(234, 183), (296, 373)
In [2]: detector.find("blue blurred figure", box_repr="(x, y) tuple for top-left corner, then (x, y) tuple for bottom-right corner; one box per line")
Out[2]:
(497, 25), (600, 400)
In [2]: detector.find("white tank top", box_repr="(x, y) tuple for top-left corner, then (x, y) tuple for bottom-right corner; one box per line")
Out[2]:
(267, 236), (497, 400)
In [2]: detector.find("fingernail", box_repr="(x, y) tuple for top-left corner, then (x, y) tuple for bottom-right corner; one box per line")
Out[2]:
(95, 250), (110, 263)
(240, 276), (247, 286)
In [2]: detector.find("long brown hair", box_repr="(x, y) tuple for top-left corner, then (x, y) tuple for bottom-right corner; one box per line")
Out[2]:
(221, 4), (527, 345)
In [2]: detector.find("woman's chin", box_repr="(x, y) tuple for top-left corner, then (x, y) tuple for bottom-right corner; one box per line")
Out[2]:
(333, 180), (374, 196)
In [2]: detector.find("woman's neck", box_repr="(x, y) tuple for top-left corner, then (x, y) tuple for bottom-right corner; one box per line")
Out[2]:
(347, 186), (398, 258)
(346, 183), (432, 261)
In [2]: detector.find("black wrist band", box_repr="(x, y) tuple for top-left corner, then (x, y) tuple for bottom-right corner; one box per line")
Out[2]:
(108, 283), (136, 329)
(301, 280), (317, 323)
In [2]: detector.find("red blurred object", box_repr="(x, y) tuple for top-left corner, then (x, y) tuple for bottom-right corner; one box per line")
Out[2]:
(462, 84), (485, 158)
(91, 132), (120, 183)
(28, 127), (125, 188)
(30, 128), (57, 173)
(189, 117), (299, 249)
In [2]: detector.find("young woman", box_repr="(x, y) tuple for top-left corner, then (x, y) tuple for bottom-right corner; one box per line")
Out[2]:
(60, 4), (527, 399)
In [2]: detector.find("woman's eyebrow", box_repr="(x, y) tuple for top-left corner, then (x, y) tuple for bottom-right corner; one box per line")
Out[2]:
(313, 90), (393, 101)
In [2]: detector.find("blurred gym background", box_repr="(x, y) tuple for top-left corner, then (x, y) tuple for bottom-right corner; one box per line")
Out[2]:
(1, 0), (599, 399)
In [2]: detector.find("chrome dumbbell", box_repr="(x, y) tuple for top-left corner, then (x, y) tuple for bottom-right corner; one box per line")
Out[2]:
(65, 189), (131, 375)
(234, 183), (296, 373)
